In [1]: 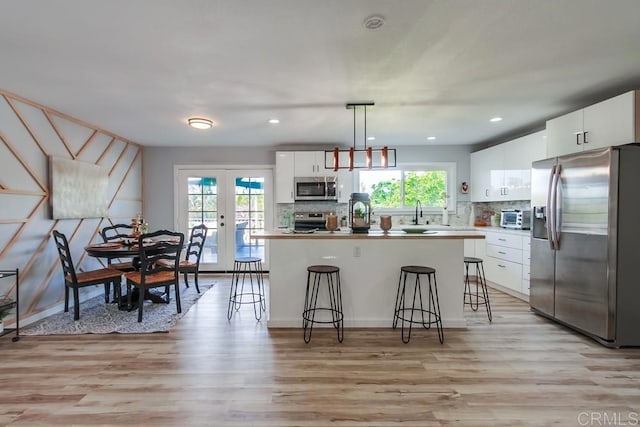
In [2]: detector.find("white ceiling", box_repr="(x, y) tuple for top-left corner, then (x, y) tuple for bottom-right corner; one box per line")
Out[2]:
(2, 0), (640, 148)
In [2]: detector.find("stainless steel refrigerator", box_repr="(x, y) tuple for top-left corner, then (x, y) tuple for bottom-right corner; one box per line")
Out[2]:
(530, 144), (640, 347)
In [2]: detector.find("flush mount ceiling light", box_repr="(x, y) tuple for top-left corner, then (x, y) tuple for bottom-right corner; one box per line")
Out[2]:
(188, 118), (214, 130)
(325, 102), (397, 171)
(490, 116), (503, 122)
(268, 118), (280, 124)
(363, 15), (385, 30)
(427, 136), (437, 141)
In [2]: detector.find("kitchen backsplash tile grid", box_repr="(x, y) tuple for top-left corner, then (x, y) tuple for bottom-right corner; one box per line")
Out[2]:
(277, 200), (531, 229)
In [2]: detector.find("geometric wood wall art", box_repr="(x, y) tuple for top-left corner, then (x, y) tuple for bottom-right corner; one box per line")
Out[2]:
(0, 89), (143, 326)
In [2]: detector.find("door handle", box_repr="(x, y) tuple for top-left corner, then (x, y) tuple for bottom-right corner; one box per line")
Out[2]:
(583, 131), (588, 144)
(485, 189), (489, 197)
(550, 164), (561, 250)
(546, 165), (556, 250)
(576, 133), (582, 145)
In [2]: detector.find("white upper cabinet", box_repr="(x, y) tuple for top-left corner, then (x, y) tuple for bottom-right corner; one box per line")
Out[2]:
(275, 151), (295, 203)
(471, 144), (503, 201)
(546, 90), (639, 158)
(294, 151), (331, 177)
(471, 130), (546, 202)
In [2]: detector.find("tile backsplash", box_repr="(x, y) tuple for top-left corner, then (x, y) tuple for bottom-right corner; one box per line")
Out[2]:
(276, 200), (532, 229)
(276, 201), (483, 228)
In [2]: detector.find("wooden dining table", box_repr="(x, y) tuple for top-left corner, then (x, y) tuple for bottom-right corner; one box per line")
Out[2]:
(84, 241), (175, 308)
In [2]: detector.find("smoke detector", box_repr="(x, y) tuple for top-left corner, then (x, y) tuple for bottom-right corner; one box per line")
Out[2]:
(363, 15), (385, 30)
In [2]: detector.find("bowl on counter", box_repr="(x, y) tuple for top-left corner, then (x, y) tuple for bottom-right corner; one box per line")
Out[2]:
(401, 227), (430, 234)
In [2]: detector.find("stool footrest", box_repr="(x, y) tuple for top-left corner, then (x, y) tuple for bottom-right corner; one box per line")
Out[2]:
(393, 308), (441, 326)
(303, 307), (344, 323)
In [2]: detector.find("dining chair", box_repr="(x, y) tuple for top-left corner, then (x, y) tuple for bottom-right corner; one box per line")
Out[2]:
(123, 230), (185, 322)
(158, 224), (208, 293)
(52, 230), (123, 320)
(100, 223), (136, 272)
(179, 224), (208, 293)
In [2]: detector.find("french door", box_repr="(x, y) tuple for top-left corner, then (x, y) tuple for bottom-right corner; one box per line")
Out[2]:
(175, 168), (272, 271)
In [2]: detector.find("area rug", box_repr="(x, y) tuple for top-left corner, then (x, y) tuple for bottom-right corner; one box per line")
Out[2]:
(21, 281), (214, 335)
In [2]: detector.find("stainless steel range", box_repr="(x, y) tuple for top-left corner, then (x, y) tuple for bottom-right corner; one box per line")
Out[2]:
(293, 212), (332, 231)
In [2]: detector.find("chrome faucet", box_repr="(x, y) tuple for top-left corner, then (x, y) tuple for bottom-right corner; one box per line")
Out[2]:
(413, 200), (423, 225)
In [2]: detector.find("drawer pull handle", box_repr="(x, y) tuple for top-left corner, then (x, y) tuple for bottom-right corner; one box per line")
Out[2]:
(498, 238), (506, 241)
(498, 251), (506, 255)
(498, 264), (506, 268)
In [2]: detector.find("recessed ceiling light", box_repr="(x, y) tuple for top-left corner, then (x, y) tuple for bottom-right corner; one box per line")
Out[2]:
(427, 136), (436, 141)
(268, 118), (280, 124)
(490, 117), (503, 122)
(367, 136), (376, 141)
(188, 118), (214, 130)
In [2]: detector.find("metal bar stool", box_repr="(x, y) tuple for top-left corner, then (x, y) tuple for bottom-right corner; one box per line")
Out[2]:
(463, 256), (492, 322)
(393, 265), (444, 344)
(227, 257), (266, 321)
(302, 265), (344, 343)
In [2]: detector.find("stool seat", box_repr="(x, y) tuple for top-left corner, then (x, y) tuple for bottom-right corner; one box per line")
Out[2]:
(400, 265), (436, 275)
(227, 257), (266, 321)
(393, 265), (444, 344)
(307, 265), (340, 274)
(235, 257), (262, 263)
(463, 256), (492, 322)
(303, 264), (343, 343)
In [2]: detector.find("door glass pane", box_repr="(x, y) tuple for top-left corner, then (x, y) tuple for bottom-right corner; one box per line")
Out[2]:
(234, 177), (265, 260)
(188, 176), (218, 264)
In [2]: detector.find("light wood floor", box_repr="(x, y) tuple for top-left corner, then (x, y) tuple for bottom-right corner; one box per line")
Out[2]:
(1, 275), (639, 426)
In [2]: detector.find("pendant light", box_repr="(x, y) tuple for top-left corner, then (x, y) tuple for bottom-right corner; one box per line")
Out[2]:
(325, 102), (396, 171)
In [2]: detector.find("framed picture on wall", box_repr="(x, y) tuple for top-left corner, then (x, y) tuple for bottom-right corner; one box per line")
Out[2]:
(49, 156), (109, 219)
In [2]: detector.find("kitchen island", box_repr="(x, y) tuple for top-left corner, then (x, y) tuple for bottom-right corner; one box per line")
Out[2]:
(259, 229), (485, 329)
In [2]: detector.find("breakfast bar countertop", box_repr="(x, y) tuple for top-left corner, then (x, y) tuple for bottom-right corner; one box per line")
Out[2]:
(256, 229), (486, 239)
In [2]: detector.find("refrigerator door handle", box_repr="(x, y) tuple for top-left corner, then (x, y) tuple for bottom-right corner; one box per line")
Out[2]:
(546, 165), (556, 250)
(551, 164), (562, 249)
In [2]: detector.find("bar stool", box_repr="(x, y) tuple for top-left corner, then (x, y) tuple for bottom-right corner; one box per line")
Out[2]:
(227, 257), (266, 321)
(393, 265), (444, 344)
(463, 257), (492, 322)
(302, 265), (343, 343)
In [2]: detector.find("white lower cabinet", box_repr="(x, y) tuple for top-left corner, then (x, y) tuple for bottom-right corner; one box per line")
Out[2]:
(481, 229), (530, 296)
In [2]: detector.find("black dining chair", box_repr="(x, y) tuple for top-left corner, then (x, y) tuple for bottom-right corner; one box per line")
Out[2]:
(52, 230), (123, 320)
(123, 230), (184, 322)
(100, 223), (136, 272)
(158, 224), (208, 293)
(179, 224), (208, 293)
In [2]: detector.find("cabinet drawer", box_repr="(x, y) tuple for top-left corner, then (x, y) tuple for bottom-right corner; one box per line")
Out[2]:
(485, 232), (523, 249)
(486, 243), (522, 264)
(484, 257), (523, 292)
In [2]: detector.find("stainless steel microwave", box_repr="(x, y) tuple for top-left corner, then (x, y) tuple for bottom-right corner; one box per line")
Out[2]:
(500, 209), (531, 229)
(294, 177), (337, 201)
